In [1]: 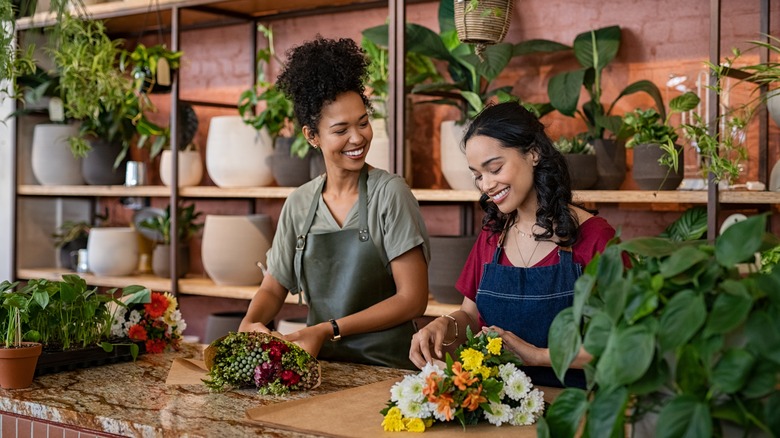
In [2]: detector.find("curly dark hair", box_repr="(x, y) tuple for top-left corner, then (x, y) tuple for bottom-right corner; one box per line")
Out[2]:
(464, 102), (594, 247)
(276, 36), (371, 138)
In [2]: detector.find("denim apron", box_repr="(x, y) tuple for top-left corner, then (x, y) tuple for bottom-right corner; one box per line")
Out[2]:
(475, 228), (586, 388)
(293, 165), (416, 369)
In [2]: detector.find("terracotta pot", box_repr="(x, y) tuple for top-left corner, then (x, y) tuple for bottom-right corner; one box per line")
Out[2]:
(201, 215), (273, 286)
(0, 343), (42, 389)
(563, 154), (598, 190)
(632, 143), (683, 190)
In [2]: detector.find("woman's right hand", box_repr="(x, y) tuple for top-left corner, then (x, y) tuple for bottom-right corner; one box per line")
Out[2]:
(409, 316), (451, 369)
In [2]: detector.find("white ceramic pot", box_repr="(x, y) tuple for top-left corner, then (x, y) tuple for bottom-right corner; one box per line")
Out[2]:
(201, 214), (273, 286)
(205, 116), (274, 187)
(366, 117), (390, 171)
(160, 150), (203, 187)
(31, 124), (84, 185)
(87, 227), (139, 276)
(767, 92), (780, 128)
(440, 120), (474, 190)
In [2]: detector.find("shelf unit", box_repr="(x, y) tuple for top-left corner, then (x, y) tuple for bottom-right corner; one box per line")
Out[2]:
(4, 0), (777, 319)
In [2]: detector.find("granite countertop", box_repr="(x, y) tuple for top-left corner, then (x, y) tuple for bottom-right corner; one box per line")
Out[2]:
(0, 343), (410, 437)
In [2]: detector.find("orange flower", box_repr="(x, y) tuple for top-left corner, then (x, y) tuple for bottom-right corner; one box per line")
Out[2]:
(462, 385), (487, 411)
(435, 392), (455, 421)
(144, 292), (169, 319)
(451, 361), (478, 390)
(423, 374), (441, 402)
(127, 324), (148, 341)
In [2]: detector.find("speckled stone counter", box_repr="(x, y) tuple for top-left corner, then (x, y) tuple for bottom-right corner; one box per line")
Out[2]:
(0, 343), (410, 437)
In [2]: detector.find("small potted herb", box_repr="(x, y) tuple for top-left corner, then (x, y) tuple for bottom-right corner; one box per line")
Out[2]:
(553, 134), (596, 190)
(138, 203), (203, 278)
(120, 43), (183, 94)
(0, 280), (44, 389)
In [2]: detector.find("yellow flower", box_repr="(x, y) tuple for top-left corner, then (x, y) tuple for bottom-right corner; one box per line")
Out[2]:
(460, 348), (484, 371)
(487, 337), (502, 355)
(403, 417), (427, 432)
(476, 366), (493, 380)
(382, 409), (406, 432)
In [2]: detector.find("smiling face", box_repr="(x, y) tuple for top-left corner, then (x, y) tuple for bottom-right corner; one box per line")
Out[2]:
(304, 91), (372, 173)
(465, 134), (539, 214)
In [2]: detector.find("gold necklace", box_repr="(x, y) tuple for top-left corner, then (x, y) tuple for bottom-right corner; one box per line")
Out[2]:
(513, 223), (536, 239)
(513, 231), (542, 267)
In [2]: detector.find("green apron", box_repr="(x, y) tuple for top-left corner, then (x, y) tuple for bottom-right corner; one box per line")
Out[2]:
(294, 165), (416, 369)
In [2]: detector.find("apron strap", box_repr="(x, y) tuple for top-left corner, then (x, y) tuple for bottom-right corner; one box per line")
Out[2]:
(492, 219), (514, 264)
(294, 165), (371, 302)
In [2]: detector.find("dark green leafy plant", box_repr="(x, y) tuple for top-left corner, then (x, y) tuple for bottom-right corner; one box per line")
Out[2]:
(120, 43), (183, 94)
(624, 91), (700, 171)
(658, 206), (708, 242)
(138, 203), (203, 245)
(0, 0), (36, 107)
(237, 25), (309, 158)
(0, 280), (47, 348)
(540, 214), (780, 438)
(681, 112), (749, 185)
(52, 220), (91, 248)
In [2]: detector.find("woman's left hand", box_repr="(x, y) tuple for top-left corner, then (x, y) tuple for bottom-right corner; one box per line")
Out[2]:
(283, 323), (331, 357)
(483, 326), (547, 367)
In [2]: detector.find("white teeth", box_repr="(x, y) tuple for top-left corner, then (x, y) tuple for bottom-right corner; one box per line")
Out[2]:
(343, 148), (364, 157)
(492, 187), (509, 201)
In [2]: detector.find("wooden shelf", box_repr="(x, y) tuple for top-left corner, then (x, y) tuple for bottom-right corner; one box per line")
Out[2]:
(17, 185), (172, 197)
(16, 268), (172, 291)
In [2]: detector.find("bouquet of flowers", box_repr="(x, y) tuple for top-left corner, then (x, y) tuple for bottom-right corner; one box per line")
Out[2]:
(381, 328), (545, 432)
(203, 331), (321, 396)
(110, 290), (186, 354)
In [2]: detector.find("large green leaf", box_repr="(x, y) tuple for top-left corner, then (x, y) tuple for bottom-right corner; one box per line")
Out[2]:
(573, 271), (596, 322)
(712, 349), (755, 394)
(715, 214), (766, 267)
(765, 393), (780, 435)
(659, 207), (707, 242)
(620, 237), (681, 257)
(676, 344), (708, 398)
(745, 310), (780, 365)
(702, 280), (752, 337)
(586, 386), (628, 438)
(754, 269), (780, 305)
(739, 357), (776, 399)
(583, 311), (612, 357)
(513, 39), (571, 57)
(437, 0), (455, 35)
(549, 308), (582, 384)
(474, 43), (513, 83)
(573, 25), (621, 71)
(543, 388), (588, 438)
(659, 245), (709, 278)
(596, 324), (655, 389)
(629, 353), (669, 395)
(610, 79), (665, 120)
(658, 290), (706, 353)
(548, 69), (586, 116)
(406, 23), (457, 64)
(623, 282), (658, 324)
(656, 395), (713, 438)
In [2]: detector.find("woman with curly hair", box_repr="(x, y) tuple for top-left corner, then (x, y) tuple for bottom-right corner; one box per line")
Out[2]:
(239, 36), (430, 370)
(409, 102), (616, 387)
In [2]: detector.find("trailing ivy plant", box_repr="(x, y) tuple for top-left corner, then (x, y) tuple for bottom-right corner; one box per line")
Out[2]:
(539, 214), (780, 438)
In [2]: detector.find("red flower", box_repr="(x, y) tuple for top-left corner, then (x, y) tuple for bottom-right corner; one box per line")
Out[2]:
(128, 324), (148, 341)
(145, 339), (167, 354)
(280, 370), (301, 386)
(144, 293), (169, 319)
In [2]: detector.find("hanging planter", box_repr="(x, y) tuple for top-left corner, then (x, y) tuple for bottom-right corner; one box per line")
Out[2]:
(454, 0), (514, 52)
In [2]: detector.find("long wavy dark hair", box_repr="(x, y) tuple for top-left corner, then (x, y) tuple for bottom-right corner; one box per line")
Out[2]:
(464, 102), (591, 247)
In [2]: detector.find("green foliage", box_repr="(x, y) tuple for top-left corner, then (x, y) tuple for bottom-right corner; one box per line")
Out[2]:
(51, 220), (91, 248)
(624, 91), (700, 171)
(363, 0), (526, 123)
(0, 277), (149, 351)
(237, 25), (309, 158)
(120, 43), (182, 94)
(681, 113), (749, 185)
(544, 213), (780, 437)
(0, 0), (36, 105)
(658, 207), (708, 242)
(553, 134), (593, 155)
(138, 203), (203, 245)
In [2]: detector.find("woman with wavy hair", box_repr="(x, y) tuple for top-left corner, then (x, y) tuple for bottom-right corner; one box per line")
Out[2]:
(410, 102), (616, 387)
(239, 36), (430, 370)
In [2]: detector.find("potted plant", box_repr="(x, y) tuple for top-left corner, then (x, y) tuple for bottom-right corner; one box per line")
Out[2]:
(156, 103), (202, 187)
(52, 220), (91, 270)
(138, 202), (203, 278)
(0, 280), (44, 389)
(120, 43), (183, 94)
(553, 134), (597, 190)
(237, 24), (313, 187)
(541, 213), (780, 437)
(680, 111), (749, 187)
(624, 91), (701, 190)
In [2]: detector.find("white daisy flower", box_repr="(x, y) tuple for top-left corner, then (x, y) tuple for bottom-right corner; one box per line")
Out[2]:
(421, 362), (445, 379)
(398, 398), (433, 419)
(498, 363), (519, 381)
(522, 388), (545, 416)
(483, 402), (512, 426)
(504, 372), (532, 401)
(509, 407), (535, 426)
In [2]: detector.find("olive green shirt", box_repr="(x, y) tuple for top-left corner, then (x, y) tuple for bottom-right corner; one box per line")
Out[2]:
(267, 168), (430, 294)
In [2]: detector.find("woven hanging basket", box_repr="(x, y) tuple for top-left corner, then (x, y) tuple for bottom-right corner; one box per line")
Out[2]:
(454, 0), (514, 45)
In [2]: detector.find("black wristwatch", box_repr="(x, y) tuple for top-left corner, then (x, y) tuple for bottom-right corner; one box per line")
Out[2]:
(329, 319), (341, 342)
